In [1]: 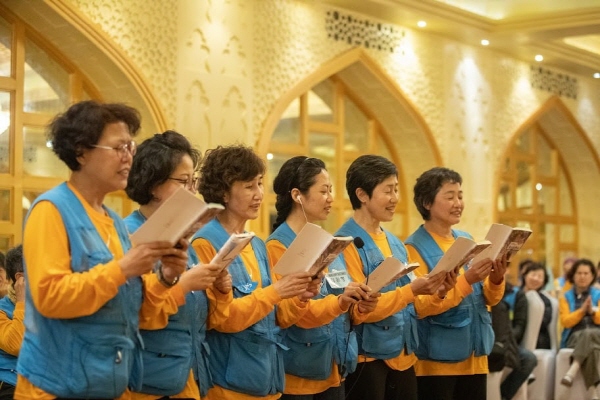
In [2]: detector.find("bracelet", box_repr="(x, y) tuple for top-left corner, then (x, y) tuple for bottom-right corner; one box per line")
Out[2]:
(157, 265), (180, 288)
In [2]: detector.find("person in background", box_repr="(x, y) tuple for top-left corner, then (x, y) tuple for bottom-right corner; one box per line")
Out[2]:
(336, 155), (452, 400)
(267, 155), (378, 399)
(559, 258), (600, 400)
(555, 257), (576, 293)
(0, 252), (8, 298)
(16, 101), (189, 400)
(125, 130), (230, 399)
(192, 144), (317, 400)
(405, 166), (507, 400)
(489, 267), (537, 400)
(0, 245), (25, 399)
(521, 262), (553, 350)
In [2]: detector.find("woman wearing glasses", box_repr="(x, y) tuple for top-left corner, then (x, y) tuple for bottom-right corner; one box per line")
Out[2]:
(266, 156), (377, 400)
(16, 101), (188, 400)
(125, 130), (230, 400)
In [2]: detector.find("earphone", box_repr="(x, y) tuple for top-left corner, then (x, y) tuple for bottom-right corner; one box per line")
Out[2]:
(296, 195), (302, 204)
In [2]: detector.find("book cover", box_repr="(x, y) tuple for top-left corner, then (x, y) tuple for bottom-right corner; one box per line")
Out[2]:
(499, 227), (532, 261)
(365, 257), (419, 293)
(429, 237), (491, 276)
(130, 187), (224, 246)
(210, 232), (255, 272)
(273, 223), (352, 276)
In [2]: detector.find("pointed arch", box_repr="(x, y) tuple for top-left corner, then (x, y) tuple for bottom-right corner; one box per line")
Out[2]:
(3, 0), (168, 133)
(497, 95), (600, 272)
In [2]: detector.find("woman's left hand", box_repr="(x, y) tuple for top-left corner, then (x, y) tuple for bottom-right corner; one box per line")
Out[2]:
(489, 253), (509, 285)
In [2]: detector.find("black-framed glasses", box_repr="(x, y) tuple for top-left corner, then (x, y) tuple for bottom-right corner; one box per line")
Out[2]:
(92, 141), (137, 158)
(168, 176), (199, 190)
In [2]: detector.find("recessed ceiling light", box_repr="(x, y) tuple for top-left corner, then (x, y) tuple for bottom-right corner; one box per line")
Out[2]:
(481, 39), (489, 46)
(535, 54), (544, 62)
(594, 72), (600, 79)
(417, 21), (427, 28)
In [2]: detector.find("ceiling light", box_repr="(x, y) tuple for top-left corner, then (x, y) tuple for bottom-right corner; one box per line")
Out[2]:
(417, 21), (427, 28)
(266, 153), (274, 161)
(535, 54), (544, 62)
(594, 73), (600, 79)
(481, 39), (489, 46)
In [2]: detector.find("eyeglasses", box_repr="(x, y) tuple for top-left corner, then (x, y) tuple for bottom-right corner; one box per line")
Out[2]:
(168, 176), (199, 190)
(91, 141), (137, 158)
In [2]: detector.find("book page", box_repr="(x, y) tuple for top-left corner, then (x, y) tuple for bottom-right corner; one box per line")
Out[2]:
(471, 223), (513, 264)
(210, 232), (255, 272)
(429, 237), (491, 276)
(365, 257), (419, 293)
(130, 187), (224, 246)
(273, 223), (337, 276)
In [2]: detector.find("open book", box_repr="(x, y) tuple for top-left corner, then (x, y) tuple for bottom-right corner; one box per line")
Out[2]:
(210, 232), (255, 272)
(472, 223), (533, 264)
(429, 237), (492, 276)
(272, 223), (353, 278)
(130, 187), (224, 246)
(365, 257), (419, 293)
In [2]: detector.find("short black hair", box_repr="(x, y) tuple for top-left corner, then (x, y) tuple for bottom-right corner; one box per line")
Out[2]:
(521, 262), (549, 289)
(346, 155), (397, 210)
(198, 144), (265, 205)
(49, 100), (141, 171)
(5, 245), (23, 283)
(413, 167), (462, 220)
(567, 258), (596, 284)
(126, 130), (201, 205)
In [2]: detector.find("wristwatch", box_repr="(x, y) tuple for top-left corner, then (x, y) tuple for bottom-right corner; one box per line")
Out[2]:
(157, 265), (180, 288)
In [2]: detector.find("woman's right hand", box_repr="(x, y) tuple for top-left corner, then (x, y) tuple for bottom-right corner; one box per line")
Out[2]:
(120, 241), (182, 278)
(14, 275), (25, 303)
(581, 296), (592, 314)
(273, 272), (312, 299)
(464, 258), (493, 284)
(338, 282), (371, 311)
(409, 272), (446, 296)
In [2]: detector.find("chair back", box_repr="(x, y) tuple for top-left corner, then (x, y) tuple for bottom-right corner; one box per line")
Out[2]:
(522, 290), (544, 351)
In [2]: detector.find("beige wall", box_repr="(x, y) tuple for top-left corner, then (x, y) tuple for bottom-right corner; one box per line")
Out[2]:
(8, 0), (600, 263)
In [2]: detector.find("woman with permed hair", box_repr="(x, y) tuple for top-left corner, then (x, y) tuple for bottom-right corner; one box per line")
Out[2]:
(125, 130), (231, 400)
(405, 166), (507, 400)
(191, 144), (319, 399)
(266, 156), (378, 399)
(16, 101), (189, 399)
(559, 258), (600, 399)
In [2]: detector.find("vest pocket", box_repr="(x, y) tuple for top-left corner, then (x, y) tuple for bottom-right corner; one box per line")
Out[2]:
(361, 316), (404, 358)
(473, 307), (494, 356)
(283, 326), (333, 380)
(425, 308), (472, 362)
(224, 335), (277, 396)
(67, 334), (134, 398)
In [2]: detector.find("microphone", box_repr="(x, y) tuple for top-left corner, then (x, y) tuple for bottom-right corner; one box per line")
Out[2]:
(353, 237), (370, 285)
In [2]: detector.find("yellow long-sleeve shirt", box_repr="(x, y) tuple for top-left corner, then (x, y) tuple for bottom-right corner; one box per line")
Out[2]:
(342, 230), (423, 372)
(0, 301), (25, 356)
(405, 228), (505, 376)
(193, 236), (310, 400)
(559, 293), (600, 329)
(15, 183), (184, 400)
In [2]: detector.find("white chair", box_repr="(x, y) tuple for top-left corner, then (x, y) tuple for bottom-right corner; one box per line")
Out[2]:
(487, 370), (504, 400)
(524, 291), (558, 400)
(554, 348), (588, 400)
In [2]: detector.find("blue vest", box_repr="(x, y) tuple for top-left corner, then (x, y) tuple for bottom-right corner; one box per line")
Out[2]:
(17, 182), (144, 398)
(560, 287), (600, 348)
(0, 297), (18, 385)
(193, 219), (285, 396)
(503, 285), (519, 313)
(267, 222), (357, 380)
(405, 225), (495, 362)
(335, 218), (417, 360)
(124, 210), (213, 396)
